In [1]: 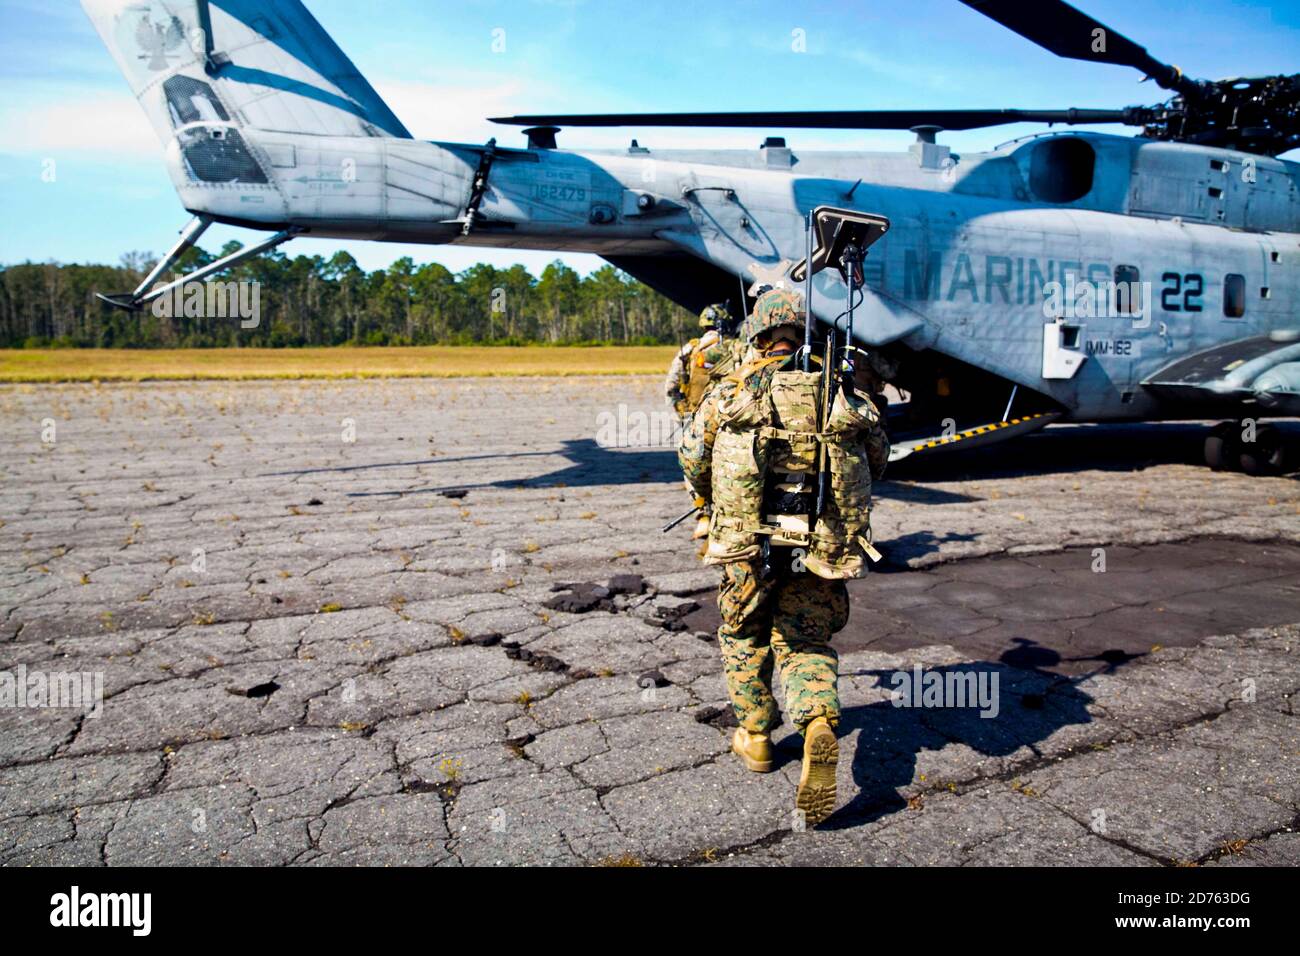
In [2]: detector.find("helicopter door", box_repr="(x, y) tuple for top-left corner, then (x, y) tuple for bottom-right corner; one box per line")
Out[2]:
(1043, 319), (1086, 379)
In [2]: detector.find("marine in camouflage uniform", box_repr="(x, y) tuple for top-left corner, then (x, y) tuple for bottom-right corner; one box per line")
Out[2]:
(679, 288), (889, 824)
(666, 303), (747, 552)
(713, 558), (850, 732)
(664, 303), (745, 423)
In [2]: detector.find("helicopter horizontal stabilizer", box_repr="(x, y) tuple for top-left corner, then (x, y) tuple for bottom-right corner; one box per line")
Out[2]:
(93, 293), (145, 313)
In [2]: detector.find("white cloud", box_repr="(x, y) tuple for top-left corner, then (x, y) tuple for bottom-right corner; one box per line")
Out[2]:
(374, 77), (531, 144)
(0, 65), (912, 163)
(0, 87), (159, 157)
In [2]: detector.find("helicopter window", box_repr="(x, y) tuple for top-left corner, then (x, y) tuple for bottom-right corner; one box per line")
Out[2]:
(1223, 274), (1246, 317)
(1113, 265), (1142, 316)
(1029, 138), (1095, 203)
(161, 76), (268, 185)
(163, 75), (230, 128)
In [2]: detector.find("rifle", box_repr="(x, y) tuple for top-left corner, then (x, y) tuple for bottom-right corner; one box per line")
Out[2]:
(661, 504), (701, 534)
(813, 322), (835, 521)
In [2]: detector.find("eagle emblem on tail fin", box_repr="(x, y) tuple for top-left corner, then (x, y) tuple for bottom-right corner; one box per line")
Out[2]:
(134, 13), (186, 71)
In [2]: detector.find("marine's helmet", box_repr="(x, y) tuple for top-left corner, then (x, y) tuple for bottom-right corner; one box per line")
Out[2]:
(698, 302), (729, 330)
(739, 288), (804, 343)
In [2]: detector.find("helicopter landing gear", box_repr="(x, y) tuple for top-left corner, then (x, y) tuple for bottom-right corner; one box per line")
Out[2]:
(1203, 421), (1240, 471)
(1205, 421), (1291, 475)
(1239, 423), (1290, 476)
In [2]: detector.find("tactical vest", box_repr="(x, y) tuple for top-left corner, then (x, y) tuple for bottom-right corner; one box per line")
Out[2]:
(704, 368), (881, 579)
(684, 333), (740, 413)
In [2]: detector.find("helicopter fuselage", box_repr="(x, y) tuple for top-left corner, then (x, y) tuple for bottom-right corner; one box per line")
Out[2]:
(176, 123), (1296, 425)
(77, 0), (1300, 470)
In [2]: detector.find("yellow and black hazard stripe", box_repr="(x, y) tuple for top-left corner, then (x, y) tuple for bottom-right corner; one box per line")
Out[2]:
(915, 412), (1055, 451)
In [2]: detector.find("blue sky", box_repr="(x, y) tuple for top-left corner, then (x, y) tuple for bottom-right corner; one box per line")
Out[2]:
(1, 0), (1297, 276)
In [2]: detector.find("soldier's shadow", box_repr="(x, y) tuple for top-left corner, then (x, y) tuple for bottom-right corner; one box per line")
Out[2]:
(773, 645), (1107, 830)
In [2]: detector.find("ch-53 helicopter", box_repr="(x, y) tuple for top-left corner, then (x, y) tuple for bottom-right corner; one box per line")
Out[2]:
(83, 0), (1299, 473)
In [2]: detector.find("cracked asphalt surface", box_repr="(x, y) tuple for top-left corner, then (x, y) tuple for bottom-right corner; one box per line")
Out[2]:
(1, 377), (1297, 866)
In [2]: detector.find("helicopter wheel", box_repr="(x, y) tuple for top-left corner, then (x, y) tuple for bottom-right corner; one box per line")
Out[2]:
(1203, 421), (1241, 471)
(1238, 424), (1288, 476)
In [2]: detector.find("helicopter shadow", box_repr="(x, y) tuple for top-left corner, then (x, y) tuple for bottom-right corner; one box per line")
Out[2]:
(340, 439), (684, 497)
(870, 529), (981, 568)
(265, 420), (1297, 491)
(328, 439), (979, 503)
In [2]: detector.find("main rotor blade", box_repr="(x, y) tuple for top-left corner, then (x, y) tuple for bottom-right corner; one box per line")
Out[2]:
(490, 108), (1139, 131)
(960, 0), (1196, 96)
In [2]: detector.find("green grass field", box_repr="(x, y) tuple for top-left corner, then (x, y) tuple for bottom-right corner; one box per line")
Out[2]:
(0, 346), (679, 382)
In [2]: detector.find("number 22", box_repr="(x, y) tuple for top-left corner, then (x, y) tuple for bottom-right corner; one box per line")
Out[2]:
(1161, 272), (1203, 312)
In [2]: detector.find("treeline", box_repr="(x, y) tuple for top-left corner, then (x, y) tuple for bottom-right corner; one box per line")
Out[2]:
(0, 244), (697, 348)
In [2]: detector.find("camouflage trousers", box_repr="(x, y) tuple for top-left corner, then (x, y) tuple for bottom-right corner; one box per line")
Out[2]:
(716, 553), (849, 735)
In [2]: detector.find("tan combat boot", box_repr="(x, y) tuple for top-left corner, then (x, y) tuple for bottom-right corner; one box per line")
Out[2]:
(795, 716), (838, 825)
(731, 727), (773, 773)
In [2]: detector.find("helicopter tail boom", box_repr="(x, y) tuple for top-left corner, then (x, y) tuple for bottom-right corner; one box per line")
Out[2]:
(81, 1), (476, 246)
